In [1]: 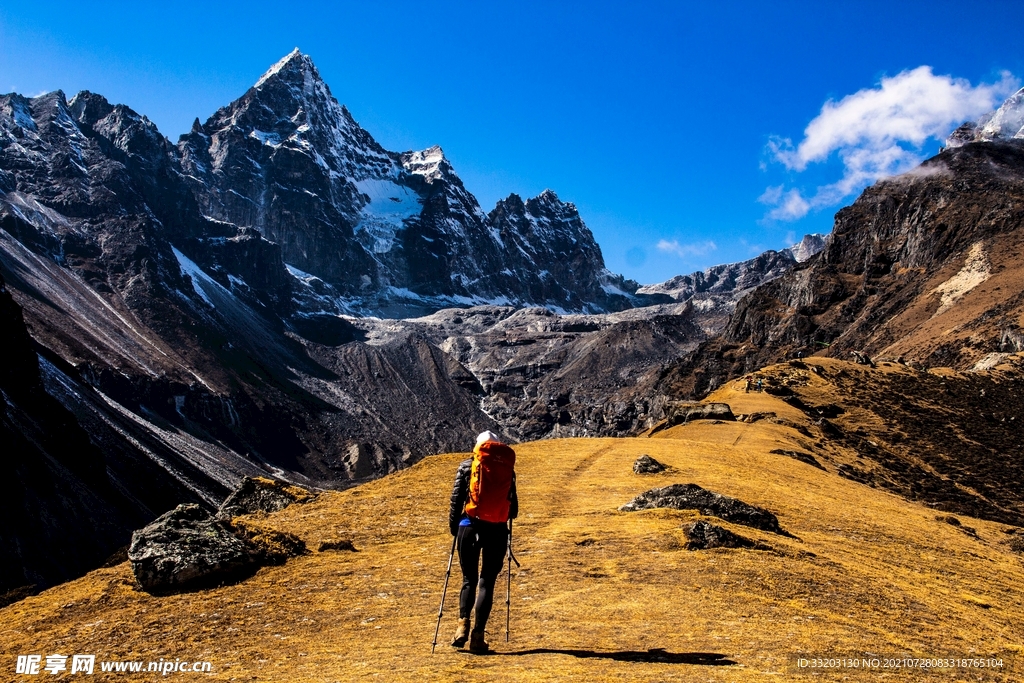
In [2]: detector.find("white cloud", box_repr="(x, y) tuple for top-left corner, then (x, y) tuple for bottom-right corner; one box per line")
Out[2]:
(762, 66), (1019, 221)
(656, 239), (717, 258)
(759, 185), (811, 221)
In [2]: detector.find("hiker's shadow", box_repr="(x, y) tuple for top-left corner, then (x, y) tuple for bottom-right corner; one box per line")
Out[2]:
(497, 647), (736, 666)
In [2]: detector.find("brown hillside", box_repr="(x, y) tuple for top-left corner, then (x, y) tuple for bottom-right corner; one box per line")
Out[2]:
(2, 369), (1022, 682)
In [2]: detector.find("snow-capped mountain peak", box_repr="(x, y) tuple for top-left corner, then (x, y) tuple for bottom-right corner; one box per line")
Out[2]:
(172, 50), (654, 315)
(254, 47), (308, 90)
(946, 86), (1024, 147)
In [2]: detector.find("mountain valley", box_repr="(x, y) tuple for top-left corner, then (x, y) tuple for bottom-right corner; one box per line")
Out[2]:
(2, 46), (1024, 643)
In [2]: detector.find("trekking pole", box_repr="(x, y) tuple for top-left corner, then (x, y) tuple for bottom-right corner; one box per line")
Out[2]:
(431, 534), (458, 654)
(505, 519), (521, 643)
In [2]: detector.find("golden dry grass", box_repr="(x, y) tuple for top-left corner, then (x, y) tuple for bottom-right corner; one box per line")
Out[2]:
(3, 381), (1023, 681)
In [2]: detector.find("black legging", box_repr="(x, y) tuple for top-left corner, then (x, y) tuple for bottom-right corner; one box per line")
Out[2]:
(457, 520), (508, 631)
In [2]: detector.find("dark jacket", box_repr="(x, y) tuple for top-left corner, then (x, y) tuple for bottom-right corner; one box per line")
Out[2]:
(449, 457), (518, 536)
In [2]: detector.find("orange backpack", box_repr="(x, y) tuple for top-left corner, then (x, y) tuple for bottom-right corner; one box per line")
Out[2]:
(464, 441), (516, 523)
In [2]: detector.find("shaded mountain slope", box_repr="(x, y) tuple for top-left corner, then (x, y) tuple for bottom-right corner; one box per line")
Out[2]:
(3, 417), (1021, 681)
(0, 272), (205, 599)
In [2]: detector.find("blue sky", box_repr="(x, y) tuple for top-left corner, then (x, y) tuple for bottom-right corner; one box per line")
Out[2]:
(2, 1), (1022, 284)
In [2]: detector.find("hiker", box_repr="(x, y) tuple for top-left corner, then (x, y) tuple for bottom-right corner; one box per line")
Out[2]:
(448, 430), (518, 653)
(756, 377), (763, 392)
(744, 376), (752, 393)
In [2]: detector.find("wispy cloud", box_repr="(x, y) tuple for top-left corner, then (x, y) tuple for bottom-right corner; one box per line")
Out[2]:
(758, 185), (812, 221)
(761, 66), (1019, 222)
(656, 239), (717, 258)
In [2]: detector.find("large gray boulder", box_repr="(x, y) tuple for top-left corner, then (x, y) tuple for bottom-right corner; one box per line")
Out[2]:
(633, 454), (667, 474)
(129, 504), (258, 593)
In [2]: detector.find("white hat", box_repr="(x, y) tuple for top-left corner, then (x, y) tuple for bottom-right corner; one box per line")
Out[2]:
(475, 430), (501, 447)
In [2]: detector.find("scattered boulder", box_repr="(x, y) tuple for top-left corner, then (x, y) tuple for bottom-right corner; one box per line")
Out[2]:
(620, 483), (789, 536)
(683, 520), (769, 551)
(850, 351), (876, 367)
(0, 585), (40, 610)
(836, 463), (871, 484)
(936, 515), (977, 537)
(318, 539), (357, 553)
(129, 504), (260, 593)
(783, 396), (845, 418)
(1002, 527), (1024, 552)
(665, 402), (735, 426)
(217, 476), (316, 520)
(633, 455), (667, 474)
(769, 449), (826, 470)
(130, 477), (315, 593)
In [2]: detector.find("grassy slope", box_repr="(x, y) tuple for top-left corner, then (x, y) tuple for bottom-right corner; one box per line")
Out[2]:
(2, 372), (1022, 682)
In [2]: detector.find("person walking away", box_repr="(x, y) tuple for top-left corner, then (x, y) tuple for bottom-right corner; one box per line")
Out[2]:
(448, 431), (518, 653)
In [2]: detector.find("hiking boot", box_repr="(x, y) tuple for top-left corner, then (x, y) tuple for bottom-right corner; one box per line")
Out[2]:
(451, 618), (471, 648)
(469, 629), (489, 654)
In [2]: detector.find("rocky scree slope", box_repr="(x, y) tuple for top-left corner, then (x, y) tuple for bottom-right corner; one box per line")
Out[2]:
(0, 272), (205, 601)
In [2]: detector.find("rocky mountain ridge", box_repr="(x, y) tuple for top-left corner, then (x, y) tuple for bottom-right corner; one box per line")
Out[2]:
(636, 234), (827, 333)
